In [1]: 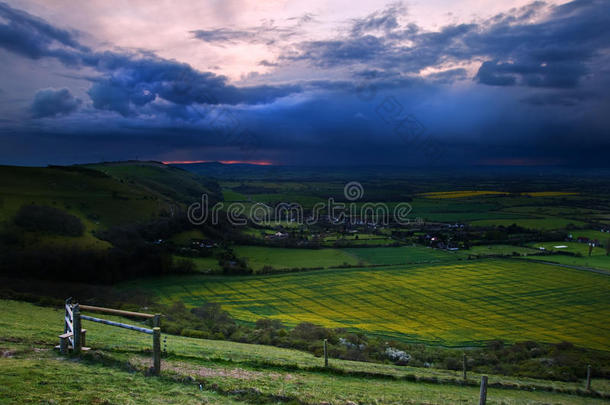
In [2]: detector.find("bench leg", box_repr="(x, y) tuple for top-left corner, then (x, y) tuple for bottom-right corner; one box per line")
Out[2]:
(81, 330), (86, 348)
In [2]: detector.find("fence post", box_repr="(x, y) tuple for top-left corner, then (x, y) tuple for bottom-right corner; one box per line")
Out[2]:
(479, 375), (488, 405)
(73, 304), (81, 354)
(586, 364), (592, 390)
(59, 335), (68, 354)
(153, 327), (161, 375)
(153, 314), (161, 328)
(463, 353), (467, 380)
(323, 339), (328, 367)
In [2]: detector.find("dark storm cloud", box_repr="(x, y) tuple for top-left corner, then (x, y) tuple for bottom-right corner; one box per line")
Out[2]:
(475, 61), (517, 86)
(350, 2), (404, 36)
(258, 60), (278, 67)
(191, 28), (256, 43)
(475, 60), (586, 88)
(521, 90), (594, 106)
(284, 35), (393, 69)
(426, 68), (468, 84)
(83, 56), (303, 116)
(0, 1), (87, 64)
(468, 0), (610, 88)
(31, 88), (81, 118)
(190, 22), (300, 46)
(0, 2), (304, 117)
(281, 0), (610, 90)
(82, 56), (302, 116)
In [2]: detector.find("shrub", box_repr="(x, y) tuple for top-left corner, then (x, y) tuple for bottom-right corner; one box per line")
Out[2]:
(255, 318), (283, 330)
(290, 322), (330, 341)
(191, 303), (235, 330)
(173, 257), (195, 273)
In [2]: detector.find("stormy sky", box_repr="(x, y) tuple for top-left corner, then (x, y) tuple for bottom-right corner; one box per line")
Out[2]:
(0, 0), (609, 167)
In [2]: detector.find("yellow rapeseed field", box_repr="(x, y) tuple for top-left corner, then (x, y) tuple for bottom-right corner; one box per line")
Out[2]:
(149, 260), (610, 350)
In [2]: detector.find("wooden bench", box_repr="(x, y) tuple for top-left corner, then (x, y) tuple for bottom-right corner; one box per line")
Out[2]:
(57, 329), (89, 353)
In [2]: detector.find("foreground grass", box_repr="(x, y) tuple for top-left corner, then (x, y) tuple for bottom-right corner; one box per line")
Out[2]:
(0, 355), (241, 404)
(1, 300), (608, 404)
(126, 259), (610, 350)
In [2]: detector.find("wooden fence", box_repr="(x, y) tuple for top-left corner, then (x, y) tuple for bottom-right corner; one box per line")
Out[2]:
(58, 298), (162, 375)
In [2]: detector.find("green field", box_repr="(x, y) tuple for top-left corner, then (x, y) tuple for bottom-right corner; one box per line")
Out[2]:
(344, 246), (463, 265)
(233, 245), (362, 270)
(2, 300), (609, 405)
(519, 239), (610, 271)
(521, 255), (610, 272)
(466, 244), (540, 256)
(469, 217), (586, 230)
(173, 255), (222, 273)
(569, 229), (610, 242)
(128, 260), (610, 350)
(321, 233), (397, 246)
(531, 241), (606, 256)
(234, 243), (535, 270)
(222, 189), (247, 201)
(526, 241), (610, 271)
(346, 245), (540, 265)
(169, 229), (209, 245)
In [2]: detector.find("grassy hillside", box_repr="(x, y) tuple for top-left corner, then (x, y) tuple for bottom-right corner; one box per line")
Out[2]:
(126, 260), (610, 350)
(0, 165), (166, 229)
(0, 162), (220, 238)
(1, 299), (608, 404)
(0, 162), (224, 283)
(87, 161), (222, 205)
(0, 162), (219, 234)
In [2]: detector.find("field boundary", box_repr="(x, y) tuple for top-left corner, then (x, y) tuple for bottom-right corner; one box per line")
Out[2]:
(518, 257), (610, 276)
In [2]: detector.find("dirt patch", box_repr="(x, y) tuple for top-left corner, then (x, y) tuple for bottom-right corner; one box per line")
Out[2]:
(1, 348), (18, 358)
(130, 356), (293, 381)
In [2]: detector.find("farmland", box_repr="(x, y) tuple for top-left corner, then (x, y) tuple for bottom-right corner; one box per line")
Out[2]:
(128, 259), (610, 350)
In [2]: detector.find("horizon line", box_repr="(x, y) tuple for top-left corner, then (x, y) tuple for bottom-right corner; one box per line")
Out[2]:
(162, 160), (274, 166)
